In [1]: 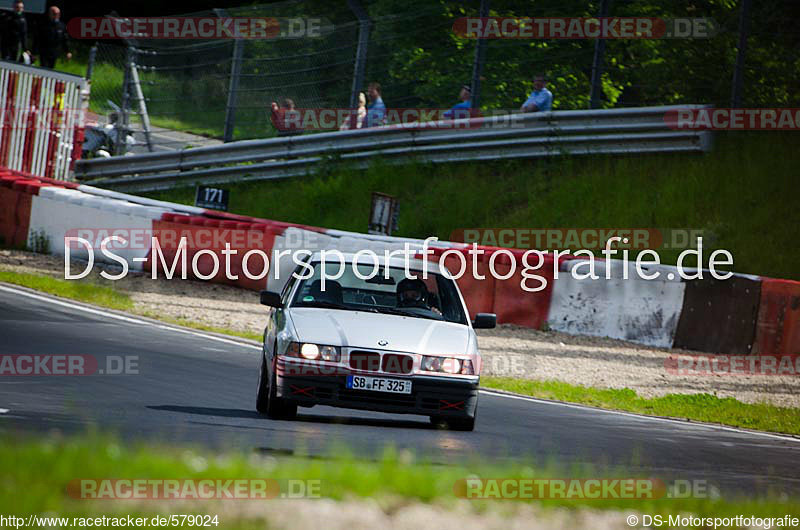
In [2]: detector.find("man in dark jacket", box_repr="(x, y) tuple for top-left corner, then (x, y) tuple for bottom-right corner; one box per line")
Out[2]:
(36, 5), (71, 68)
(2, 0), (29, 62)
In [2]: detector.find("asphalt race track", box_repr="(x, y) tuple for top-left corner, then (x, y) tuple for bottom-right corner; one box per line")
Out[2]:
(1, 284), (798, 499)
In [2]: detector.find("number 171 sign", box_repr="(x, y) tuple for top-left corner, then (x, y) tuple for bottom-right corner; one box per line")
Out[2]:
(195, 186), (229, 211)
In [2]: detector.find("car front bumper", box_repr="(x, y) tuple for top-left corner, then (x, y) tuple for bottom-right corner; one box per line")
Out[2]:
(275, 358), (479, 418)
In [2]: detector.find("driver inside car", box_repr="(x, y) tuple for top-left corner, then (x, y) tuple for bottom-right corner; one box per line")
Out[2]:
(396, 278), (442, 315)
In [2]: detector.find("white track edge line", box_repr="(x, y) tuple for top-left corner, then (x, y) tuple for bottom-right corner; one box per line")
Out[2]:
(0, 284), (261, 351)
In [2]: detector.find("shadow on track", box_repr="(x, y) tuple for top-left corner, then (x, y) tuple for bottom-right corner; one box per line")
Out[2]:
(147, 405), (436, 430)
(293, 413), (436, 430)
(147, 405), (261, 419)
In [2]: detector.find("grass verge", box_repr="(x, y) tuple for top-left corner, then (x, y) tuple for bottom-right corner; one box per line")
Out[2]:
(2, 433), (798, 520)
(482, 376), (800, 436)
(0, 270), (134, 312)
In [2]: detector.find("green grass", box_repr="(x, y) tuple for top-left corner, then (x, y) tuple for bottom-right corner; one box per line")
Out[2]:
(140, 311), (262, 342)
(143, 131), (800, 280)
(0, 270), (133, 311)
(482, 376), (800, 436)
(2, 432), (798, 521)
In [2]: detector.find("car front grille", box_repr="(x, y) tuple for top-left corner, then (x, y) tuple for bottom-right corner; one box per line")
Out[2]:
(381, 353), (413, 374)
(349, 350), (414, 374)
(349, 351), (381, 371)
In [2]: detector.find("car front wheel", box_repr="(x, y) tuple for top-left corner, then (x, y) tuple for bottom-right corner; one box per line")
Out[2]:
(430, 414), (475, 432)
(256, 353), (297, 420)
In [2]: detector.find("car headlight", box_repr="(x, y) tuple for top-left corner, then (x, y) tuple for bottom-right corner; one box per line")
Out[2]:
(286, 342), (340, 362)
(421, 356), (473, 375)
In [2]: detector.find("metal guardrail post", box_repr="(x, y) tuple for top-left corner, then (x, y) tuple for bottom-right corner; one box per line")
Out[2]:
(115, 46), (134, 156)
(218, 8), (244, 143)
(589, 0), (611, 109)
(470, 0), (489, 111)
(730, 0), (751, 108)
(129, 55), (154, 153)
(86, 43), (97, 80)
(347, 0), (371, 110)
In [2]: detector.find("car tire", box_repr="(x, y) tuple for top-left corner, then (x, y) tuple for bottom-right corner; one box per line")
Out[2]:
(429, 415), (475, 432)
(256, 354), (270, 414)
(256, 353), (297, 420)
(445, 416), (475, 431)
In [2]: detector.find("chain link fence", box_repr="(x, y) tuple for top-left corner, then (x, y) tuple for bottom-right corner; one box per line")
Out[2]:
(78, 0), (797, 147)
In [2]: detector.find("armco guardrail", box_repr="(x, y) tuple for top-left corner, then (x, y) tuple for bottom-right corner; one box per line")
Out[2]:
(75, 105), (712, 192)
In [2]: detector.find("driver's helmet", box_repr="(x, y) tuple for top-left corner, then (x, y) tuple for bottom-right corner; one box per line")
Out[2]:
(396, 278), (428, 308)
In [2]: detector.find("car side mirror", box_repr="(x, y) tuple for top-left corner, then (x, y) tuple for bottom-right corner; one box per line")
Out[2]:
(472, 313), (496, 329)
(260, 290), (283, 308)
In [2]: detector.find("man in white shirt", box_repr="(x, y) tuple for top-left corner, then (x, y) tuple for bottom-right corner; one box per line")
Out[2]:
(521, 75), (553, 113)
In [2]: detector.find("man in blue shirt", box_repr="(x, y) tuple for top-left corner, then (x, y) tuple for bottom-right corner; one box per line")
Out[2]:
(444, 84), (473, 120)
(521, 75), (553, 113)
(365, 82), (386, 128)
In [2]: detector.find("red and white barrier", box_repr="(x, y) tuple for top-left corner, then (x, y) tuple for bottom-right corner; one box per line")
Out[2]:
(0, 166), (797, 357)
(0, 61), (89, 180)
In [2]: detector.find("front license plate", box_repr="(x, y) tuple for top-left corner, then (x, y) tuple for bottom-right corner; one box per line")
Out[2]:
(346, 375), (412, 394)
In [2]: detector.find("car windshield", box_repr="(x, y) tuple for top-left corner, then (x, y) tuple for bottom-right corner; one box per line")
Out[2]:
(289, 261), (468, 325)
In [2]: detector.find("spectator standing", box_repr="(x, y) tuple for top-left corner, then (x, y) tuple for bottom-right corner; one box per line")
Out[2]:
(364, 82), (386, 127)
(270, 98), (303, 137)
(2, 1), (30, 63)
(443, 84), (474, 120)
(340, 91), (367, 130)
(520, 74), (553, 113)
(36, 6), (71, 68)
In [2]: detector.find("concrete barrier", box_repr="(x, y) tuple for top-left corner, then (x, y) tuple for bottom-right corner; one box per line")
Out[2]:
(752, 278), (800, 356)
(28, 185), (166, 269)
(673, 276), (761, 354)
(547, 263), (685, 348)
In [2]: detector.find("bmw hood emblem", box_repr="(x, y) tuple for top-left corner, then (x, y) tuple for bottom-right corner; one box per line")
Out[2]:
(378, 340), (388, 346)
